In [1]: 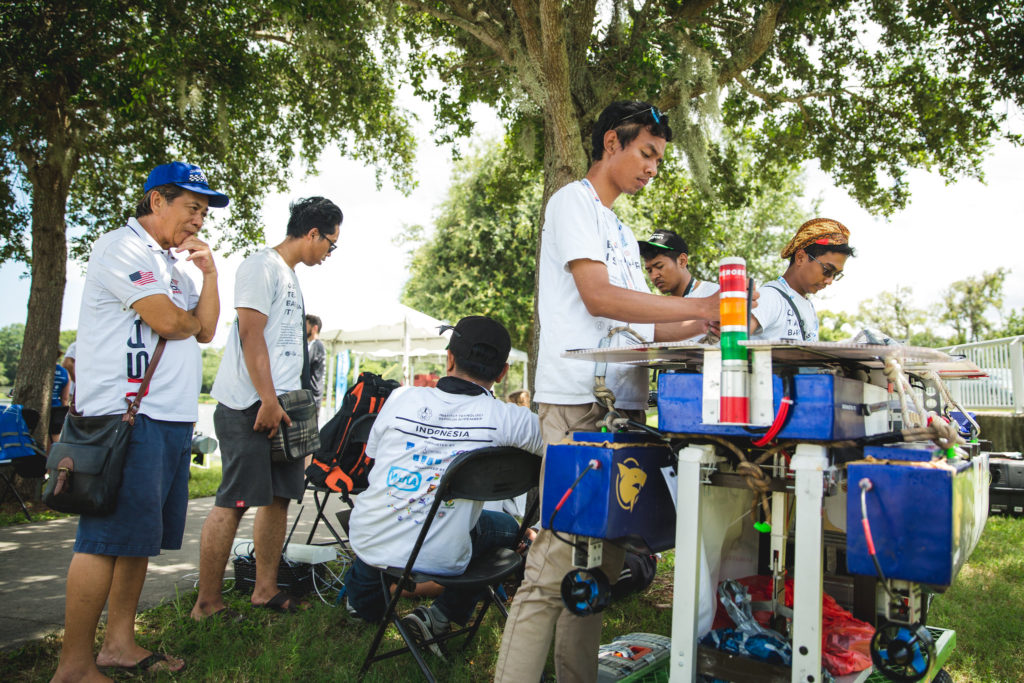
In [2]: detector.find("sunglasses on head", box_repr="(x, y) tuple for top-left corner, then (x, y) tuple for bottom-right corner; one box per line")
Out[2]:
(613, 105), (663, 127)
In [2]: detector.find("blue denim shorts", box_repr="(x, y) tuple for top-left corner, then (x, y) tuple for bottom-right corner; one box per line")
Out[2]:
(75, 415), (193, 557)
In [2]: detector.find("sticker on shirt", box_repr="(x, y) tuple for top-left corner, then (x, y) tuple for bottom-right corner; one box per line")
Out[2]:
(386, 466), (422, 491)
(170, 278), (183, 295)
(129, 270), (156, 286)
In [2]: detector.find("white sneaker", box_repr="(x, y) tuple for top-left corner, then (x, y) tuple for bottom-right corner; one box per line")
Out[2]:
(400, 606), (449, 660)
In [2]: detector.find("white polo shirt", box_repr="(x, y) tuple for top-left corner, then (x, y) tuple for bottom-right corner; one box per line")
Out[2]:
(349, 380), (543, 575)
(75, 219), (201, 421)
(211, 248), (304, 410)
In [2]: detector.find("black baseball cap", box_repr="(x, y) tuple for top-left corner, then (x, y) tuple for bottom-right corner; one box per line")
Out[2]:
(639, 230), (688, 257)
(440, 316), (512, 367)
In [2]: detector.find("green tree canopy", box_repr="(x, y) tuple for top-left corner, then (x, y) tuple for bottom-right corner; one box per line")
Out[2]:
(0, 324), (25, 385)
(401, 141), (542, 351)
(393, 1), (1021, 212)
(402, 134), (811, 349)
(821, 270), (1014, 346)
(1, 0), (416, 438)
(390, 0), (1022, 385)
(938, 267), (1009, 343)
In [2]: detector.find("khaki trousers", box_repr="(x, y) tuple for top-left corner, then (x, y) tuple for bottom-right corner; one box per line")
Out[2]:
(495, 402), (643, 683)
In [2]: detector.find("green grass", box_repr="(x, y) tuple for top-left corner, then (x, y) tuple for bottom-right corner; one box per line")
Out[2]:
(187, 466), (222, 499)
(928, 515), (1024, 682)
(0, 503), (72, 526)
(0, 465), (221, 528)
(1, 515), (1021, 681)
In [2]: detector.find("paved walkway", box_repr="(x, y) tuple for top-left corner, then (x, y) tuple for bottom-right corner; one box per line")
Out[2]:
(0, 492), (349, 650)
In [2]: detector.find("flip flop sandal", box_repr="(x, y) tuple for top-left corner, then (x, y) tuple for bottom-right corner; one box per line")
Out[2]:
(256, 590), (307, 614)
(101, 652), (185, 674)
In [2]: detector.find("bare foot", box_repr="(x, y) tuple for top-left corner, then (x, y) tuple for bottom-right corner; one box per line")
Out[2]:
(51, 663), (113, 682)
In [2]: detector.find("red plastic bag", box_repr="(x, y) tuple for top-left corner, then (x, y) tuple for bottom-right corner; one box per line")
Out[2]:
(712, 576), (873, 676)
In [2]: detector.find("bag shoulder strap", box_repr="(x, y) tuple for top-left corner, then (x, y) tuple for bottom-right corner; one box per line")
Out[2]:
(300, 300), (313, 392)
(123, 337), (167, 424)
(762, 281), (808, 341)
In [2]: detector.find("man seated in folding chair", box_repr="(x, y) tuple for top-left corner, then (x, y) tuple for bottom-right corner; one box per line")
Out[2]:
(345, 315), (543, 657)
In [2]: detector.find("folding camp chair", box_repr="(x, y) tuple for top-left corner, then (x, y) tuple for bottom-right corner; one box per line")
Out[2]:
(0, 404), (46, 522)
(305, 413), (377, 547)
(358, 446), (541, 682)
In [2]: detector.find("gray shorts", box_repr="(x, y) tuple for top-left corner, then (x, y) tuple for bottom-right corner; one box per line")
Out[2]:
(214, 402), (305, 509)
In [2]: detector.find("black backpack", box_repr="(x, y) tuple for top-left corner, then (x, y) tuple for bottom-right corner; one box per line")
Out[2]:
(305, 372), (399, 496)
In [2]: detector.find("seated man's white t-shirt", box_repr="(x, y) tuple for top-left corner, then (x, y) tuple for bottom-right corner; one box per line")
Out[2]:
(349, 380), (543, 575)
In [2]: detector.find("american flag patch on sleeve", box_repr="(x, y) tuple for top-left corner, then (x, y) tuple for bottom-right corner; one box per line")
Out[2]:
(129, 271), (156, 286)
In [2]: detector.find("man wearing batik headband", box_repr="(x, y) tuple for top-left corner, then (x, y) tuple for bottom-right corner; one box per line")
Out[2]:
(750, 217), (856, 342)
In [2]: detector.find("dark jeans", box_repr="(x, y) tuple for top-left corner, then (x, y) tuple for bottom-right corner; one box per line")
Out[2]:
(346, 509), (519, 624)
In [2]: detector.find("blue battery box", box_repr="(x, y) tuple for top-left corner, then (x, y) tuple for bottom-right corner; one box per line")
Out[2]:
(541, 431), (676, 554)
(657, 372), (878, 440)
(845, 449), (989, 587)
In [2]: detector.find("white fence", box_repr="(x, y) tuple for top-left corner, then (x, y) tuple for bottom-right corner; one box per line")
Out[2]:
(939, 335), (1024, 414)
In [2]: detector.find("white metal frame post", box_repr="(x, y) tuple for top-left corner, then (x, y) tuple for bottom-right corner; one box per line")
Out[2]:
(789, 443), (828, 683)
(670, 444), (716, 682)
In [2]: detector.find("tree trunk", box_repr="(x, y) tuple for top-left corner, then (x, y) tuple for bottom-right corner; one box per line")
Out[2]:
(526, 3), (590, 397)
(12, 156), (73, 501)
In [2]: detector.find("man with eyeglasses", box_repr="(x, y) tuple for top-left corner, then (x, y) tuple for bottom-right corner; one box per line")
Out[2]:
(191, 196), (342, 621)
(750, 217), (855, 342)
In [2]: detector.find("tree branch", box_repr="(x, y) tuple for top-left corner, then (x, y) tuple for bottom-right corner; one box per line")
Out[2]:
(717, 1), (784, 86)
(253, 31), (295, 47)
(659, 1), (784, 110)
(399, 0), (513, 64)
(510, 0), (543, 66)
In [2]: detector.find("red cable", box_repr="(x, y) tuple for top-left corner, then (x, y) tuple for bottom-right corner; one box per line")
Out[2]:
(861, 517), (877, 555)
(752, 397), (793, 447)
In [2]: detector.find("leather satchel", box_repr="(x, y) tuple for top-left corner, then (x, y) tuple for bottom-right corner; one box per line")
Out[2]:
(270, 389), (320, 463)
(42, 338), (167, 516)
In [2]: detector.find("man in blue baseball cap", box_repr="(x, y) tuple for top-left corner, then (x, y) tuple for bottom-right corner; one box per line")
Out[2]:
(144, 161), (230, 208)
(53, 162), (228, 680)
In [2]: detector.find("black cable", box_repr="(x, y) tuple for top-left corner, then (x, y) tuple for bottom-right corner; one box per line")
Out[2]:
(622, 419), (669, 441)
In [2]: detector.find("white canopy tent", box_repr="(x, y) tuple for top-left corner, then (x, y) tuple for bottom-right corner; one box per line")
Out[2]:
(318, 302), (528, 412)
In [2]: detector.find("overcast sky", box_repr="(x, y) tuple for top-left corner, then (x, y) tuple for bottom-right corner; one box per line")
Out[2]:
(2, 104), (1021, 348)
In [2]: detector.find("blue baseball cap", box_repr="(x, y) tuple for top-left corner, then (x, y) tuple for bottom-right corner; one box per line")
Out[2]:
(143, 162), (230, 208)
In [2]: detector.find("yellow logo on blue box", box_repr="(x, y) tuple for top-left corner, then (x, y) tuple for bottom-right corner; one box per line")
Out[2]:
(615, 457), (647, 511)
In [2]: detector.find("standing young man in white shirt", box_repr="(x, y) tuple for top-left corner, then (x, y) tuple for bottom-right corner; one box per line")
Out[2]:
(53, 162), (227, 681)
(190, 197), (342, 621)
(750, 218), (854, 342)
(346, 316), (543, 655)
(495, 101), (728, 683)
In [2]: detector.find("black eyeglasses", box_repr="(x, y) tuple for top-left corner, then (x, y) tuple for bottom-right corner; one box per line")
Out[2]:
(320, 232), (337, 254)
(808, 253), (843, 281)
(614, 106), (663, 127)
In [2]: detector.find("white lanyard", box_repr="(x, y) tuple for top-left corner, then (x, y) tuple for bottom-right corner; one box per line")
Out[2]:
(578, 179), (641, 291)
